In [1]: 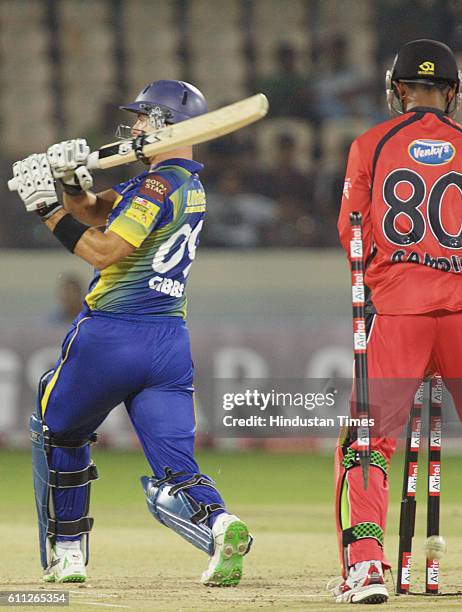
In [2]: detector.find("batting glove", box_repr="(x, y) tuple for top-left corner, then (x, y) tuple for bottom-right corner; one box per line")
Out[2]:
(47, 138), (94, 194)
(11, 154), (62, 219)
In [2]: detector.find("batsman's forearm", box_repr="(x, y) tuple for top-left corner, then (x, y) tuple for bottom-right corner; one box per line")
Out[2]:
(44, 208), (99, 265)
(73, 226), (113, 268)
(63, 190), (95, 210)
(62, 191), (106, 226)
(44, 209), (133, 269)
(44, 207), (68, 231)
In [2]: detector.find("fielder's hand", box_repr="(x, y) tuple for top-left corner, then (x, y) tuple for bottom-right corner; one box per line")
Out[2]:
(11, 154), (62, 219)
(47, 138), (94, 193)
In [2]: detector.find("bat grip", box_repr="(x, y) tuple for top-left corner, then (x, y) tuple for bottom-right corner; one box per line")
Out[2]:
(8, 177), (18, 191)
(86, 151), (101, 170)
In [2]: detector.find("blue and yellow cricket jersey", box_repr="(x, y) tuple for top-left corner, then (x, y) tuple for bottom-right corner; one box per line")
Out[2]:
(85, 158), (206, 318)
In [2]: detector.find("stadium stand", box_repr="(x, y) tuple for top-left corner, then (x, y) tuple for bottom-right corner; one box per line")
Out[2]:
(1, 0), (462, 248)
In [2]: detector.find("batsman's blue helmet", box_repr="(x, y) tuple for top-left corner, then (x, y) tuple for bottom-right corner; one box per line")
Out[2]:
(120, 80), (208, 124)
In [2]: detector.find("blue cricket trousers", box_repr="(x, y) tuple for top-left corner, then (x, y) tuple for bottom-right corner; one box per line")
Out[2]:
(40, 310), (225, 539)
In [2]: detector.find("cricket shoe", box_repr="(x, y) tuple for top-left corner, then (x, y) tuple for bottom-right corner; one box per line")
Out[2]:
(43, 541), (86, 583)
(201, 513), (252, 587)
(329, 560), (388, 604)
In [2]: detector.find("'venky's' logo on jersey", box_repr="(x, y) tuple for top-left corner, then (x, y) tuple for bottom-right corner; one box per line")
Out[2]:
(408, 139), (455, 165)
(418, 61), (435, 76)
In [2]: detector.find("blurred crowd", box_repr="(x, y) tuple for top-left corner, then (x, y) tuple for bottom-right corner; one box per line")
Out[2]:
(2, 0), (462, 249)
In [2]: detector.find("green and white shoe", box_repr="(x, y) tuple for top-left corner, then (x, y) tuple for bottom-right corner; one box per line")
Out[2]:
(43, 542), (86, 583)
(201, 513), (251, 587)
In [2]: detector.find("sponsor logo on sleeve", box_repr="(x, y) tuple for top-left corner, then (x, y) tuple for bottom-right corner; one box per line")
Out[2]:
(125, 196), (160, 228)
(185, 189), (206, 213)
(408, 139), (455, 165)
(140, 175), (170, 198)
(343, 177), (352, 200)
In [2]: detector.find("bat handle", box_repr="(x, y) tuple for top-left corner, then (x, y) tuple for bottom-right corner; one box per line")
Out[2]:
(86, 151), (101, 170)
(8, 177), (18, 191)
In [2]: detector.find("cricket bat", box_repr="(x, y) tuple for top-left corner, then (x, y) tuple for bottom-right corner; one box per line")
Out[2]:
(87, 93), (268, 170)
(7, 93), (268, 192)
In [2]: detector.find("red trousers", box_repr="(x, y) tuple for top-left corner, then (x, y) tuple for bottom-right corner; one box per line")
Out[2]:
(335, 311), (462, 575)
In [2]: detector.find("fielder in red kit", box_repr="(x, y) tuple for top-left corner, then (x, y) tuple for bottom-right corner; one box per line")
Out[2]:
(330, 40), (462, 604)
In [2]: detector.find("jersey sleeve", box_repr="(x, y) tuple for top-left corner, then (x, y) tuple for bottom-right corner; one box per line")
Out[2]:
(337, 138), (373, 263)
(108, 174), (171, 247)
(111, 181), (127, 196)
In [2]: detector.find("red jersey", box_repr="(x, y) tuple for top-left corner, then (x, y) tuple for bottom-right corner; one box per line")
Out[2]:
(338, 107), (462, 314)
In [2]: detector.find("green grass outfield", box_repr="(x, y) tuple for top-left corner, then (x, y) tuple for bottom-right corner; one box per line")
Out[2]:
(1, 449), (462, 610)
(2, 447), (462, 510)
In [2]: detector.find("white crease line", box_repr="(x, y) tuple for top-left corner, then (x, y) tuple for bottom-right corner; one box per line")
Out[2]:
(70, 590), (330, 601)
(68, 591), (119, 598)
(202, 593), (331, 600)
(74, 602), (130, 609)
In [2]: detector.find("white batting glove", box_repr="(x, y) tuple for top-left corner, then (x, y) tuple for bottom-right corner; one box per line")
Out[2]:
(47, 139), (94, 193)
(11, 154), (61, 219)
(47, 138), (89, 177)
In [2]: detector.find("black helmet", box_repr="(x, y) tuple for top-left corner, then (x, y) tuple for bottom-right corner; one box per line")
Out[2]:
(386, 39), (461, 116)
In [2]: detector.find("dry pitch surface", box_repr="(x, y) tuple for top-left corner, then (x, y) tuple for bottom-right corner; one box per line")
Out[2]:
(1, 451), (462, 611)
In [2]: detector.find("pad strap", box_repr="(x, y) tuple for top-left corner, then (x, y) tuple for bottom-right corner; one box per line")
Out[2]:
(31, 429), (98, 452)
(342, 447), (388, 475)
(191, 502), (225, 525)
(164, 472), (225, 524)
(343, 522), (384, 547)
(169, 474), (218, 496)
(145, 469), (226, 524)
(153, 467), (188, 487)
(49, 462), (98, 488)
(48, 517), (94, 538)
(50, 433), (98, 449)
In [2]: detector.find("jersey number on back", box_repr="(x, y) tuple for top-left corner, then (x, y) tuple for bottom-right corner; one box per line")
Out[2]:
(383, 169), (462, 248)
(152, 221), (203, 276)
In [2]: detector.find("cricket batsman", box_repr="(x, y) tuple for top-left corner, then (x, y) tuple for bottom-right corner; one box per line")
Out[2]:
(10, 80), (252, 585)
(331, 40), (462, 603)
